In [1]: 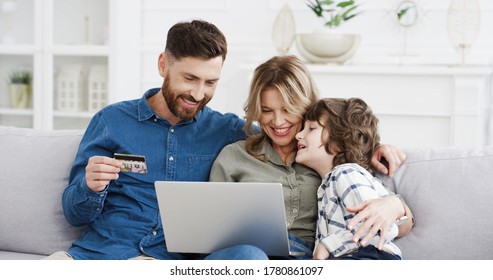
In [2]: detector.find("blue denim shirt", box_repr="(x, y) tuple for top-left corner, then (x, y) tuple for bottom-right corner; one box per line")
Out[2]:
(63, 88), (247, 259)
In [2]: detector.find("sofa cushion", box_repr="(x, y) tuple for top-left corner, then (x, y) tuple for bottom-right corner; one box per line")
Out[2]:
(0, 126), (85, 256)
(377, 146), (493, 260)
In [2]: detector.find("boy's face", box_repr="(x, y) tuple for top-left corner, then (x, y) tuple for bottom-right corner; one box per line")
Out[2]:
(295, 120), (334, 176)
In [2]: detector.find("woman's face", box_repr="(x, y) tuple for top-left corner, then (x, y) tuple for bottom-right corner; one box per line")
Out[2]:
(259, 87), (303, 153)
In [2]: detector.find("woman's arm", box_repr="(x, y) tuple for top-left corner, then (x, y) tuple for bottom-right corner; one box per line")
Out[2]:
(346, 195), (414, 250)
(316, 164), (400, 257)
(209, 143), (238, 182)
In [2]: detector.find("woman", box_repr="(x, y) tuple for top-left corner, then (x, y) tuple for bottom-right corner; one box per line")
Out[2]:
(209, 55), (412, 259)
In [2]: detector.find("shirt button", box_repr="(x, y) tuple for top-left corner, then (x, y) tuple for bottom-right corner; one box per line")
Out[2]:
(154, 118), (157, 122)
(170, 128), (174, 133)
(152, 231), (157, 236)
(286, 222), (291, 227)
(292, 209), (298, 213)
(169, 156), (174, 161)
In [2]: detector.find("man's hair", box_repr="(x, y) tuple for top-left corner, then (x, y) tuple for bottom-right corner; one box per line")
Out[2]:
(243, 55), (319, 161)
(165, 20), (227, 61)
(304, 98), (380, 173)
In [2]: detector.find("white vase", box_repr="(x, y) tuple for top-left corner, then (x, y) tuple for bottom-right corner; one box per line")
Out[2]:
(272, 4), (296, 55)
(296, 31), (361, 64)
(9, 84), (31, 109)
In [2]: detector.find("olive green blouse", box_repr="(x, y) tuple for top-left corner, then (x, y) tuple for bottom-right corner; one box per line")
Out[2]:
(209, 140), (321, 245)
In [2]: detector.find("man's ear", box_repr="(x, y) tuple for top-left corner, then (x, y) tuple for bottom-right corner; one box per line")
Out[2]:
(158, 52), (168, 77)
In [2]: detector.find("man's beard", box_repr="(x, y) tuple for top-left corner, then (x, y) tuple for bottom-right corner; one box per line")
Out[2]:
(161, 76), (210, 121)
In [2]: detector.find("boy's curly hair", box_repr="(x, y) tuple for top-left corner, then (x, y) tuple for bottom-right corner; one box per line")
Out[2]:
(304, 98), (380, 173)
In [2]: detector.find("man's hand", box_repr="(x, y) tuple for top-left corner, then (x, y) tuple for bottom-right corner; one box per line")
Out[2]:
(85, 156), (122, 192)
(346, 196), (404, 250)
(371, 144), (406, 177)
(313, 243), (330, 260)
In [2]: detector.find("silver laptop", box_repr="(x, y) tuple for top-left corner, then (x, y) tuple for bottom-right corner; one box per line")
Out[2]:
(154, 181), (291, 257)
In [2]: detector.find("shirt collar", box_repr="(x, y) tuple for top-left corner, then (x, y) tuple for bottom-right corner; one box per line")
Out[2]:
(137, 87), (201, 125)
(257, 139), (295, 166)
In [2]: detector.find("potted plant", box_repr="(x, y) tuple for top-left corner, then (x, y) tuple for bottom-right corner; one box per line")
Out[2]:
(306, 0), (360, 28)
(296, 0), (362, 64)
(8, 70), (32, 109)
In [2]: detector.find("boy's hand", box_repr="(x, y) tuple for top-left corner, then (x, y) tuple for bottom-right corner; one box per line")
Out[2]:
(313, 243), (330, 260)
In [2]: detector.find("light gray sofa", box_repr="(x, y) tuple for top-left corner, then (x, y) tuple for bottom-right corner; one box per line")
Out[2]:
(1, 125), (492, 260)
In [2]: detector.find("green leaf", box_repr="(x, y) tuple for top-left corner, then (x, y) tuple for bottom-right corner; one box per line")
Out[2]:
(322, 0), (335, 5)
(9, 70), (32, 84)
(306, 0), (324, 17)
(341, 5), (359, 20)
(304, 0), (361, 28)
(397, 7), (410, 20)
(337, 0), (355, 8)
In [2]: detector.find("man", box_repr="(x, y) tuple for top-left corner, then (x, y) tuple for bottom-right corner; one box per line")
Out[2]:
(46, 20), (267, 260)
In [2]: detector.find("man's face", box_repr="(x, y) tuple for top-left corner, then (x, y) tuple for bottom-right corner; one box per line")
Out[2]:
(160, 55), (223, 121)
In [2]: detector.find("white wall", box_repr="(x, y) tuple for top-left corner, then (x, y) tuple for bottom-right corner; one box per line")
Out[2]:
(135, 0), (493, 118)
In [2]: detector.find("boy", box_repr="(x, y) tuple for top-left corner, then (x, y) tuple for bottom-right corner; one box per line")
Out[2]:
(295, 98), (406, 260)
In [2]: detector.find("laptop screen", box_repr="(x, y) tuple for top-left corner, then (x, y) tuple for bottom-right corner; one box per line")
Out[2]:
(154, 181), (290, 257)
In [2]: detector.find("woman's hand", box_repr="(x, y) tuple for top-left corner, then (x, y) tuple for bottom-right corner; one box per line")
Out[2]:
(346, 195), (405, 250)
(371, 144), (406, 177)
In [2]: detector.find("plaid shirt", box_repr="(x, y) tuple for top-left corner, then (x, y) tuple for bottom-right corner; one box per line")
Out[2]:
(316, 163), (402, 258)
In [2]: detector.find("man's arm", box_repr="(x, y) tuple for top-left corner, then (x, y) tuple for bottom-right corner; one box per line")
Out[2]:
(62, 113), (120, 226)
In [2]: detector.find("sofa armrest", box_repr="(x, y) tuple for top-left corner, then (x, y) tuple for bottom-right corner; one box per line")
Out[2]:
(0, 126), (85, 256)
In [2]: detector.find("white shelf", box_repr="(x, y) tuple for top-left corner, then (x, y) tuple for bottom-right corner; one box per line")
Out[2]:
(305, 64), (493, 76)
(238, 63), (493, 147)
(52, 45), (110, 56)
(0, 108), (33, 116)
(0, 0), (113, 130)
(0, 45), (37, 55)
(53, 111), (95, 118)
(240, 63), (493, 76)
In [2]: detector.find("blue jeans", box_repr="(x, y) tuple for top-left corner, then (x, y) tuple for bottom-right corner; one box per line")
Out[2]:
(332, 245), (402, 260)
(160, 244), (268, 260)
(204, 244), (269, 260)
(270, 234), (314, 260)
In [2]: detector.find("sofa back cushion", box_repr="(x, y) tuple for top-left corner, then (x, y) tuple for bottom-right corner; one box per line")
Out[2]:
(0, 126), (85, 256)
(377, 146), (493, 259)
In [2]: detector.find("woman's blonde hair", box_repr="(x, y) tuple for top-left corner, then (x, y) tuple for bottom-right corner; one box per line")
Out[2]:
(243, 55), (319, 160)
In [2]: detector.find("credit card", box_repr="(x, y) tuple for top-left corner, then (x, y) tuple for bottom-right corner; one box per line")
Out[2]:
(114, 153), (148, 174)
